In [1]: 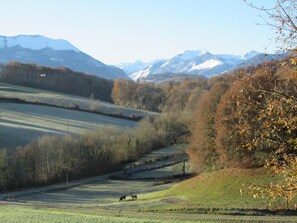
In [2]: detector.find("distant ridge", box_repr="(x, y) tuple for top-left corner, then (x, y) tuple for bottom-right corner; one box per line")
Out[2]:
(0, 35), (127, 80)
(122, 50), (287, 82)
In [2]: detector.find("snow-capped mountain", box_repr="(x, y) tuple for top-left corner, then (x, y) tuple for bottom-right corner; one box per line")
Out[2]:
(0, 35), (127, 79)
(0, 35), (80, 51)
(116, 60), (150, 75)
(241, 50), (260, 60)
(116, 59), (166, 75)
(129, 50), (287, 82)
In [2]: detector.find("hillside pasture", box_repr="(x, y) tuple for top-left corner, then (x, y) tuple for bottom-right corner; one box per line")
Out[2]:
(11, 163), (297, 222)
(20, 165), (278, 211)
(0, 102), (136, 149)
(3, 145), (297, 222)
(19, 180), (173, 207)
(0, 205), (229, 223)
(0, 82), (158, 119)
(15, 145), (189, 210)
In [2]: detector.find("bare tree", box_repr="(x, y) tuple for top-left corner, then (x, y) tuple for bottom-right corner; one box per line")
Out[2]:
(244, 0), (297, 50)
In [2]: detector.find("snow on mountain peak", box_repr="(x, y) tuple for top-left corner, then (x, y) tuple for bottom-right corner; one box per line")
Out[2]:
(242, 50), (260, 60)
(128, 49), (287, 82)
(190, 59), (223, 71)
(0, 35), (80, 52)
(177, 49), (208, 60)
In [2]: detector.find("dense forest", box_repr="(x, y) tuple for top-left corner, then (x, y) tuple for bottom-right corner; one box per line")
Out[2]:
(188, 58), (297, 171)
(111, 76), (209, 112)
(0, 62), (113, 102)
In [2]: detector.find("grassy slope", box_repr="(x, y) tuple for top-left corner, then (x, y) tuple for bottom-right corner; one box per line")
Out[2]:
(1, 145), (296, 222)
(0, 206), (202, 223)
(142, 168), (281, 211)
(17, 167), (280, 211)
(0, 82), (158, 149)
(3, 168), (297, 223)
(0, 102), (136, 149)
(0, 82), (158, 118)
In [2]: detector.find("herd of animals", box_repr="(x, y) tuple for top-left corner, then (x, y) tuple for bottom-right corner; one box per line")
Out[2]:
(119, 194), (137, 201)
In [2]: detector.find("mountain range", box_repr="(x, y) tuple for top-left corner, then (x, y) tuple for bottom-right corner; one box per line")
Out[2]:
(0, 35), (127, 79)
(119, 50), (287, 82)
(0, 35), (287, 82)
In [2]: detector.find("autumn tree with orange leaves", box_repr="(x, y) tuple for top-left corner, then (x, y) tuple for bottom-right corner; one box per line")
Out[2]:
(239, 0), (297, 209)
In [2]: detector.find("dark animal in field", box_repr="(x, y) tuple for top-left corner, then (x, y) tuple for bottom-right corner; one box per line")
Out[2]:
(131, 194), (137, 200)
(119, 195), (126, 201)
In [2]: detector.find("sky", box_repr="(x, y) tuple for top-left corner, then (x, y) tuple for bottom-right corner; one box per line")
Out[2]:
(0, 0), (277, 64)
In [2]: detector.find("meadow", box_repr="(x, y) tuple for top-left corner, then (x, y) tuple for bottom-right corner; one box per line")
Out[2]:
(22, 167), (277, 211)
(0, 206), (203, 223)
(0, 102), (136, 149)
(0, 82), (158, 119)
(0, 82), (159, 149)
(5, 167), (297, 223)
(1, 82), (296, 222)
(15, 146), (185, 207)
(2, 145), (297, 222)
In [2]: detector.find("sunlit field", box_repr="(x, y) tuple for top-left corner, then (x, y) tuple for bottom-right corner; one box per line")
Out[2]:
(0, 206), (202, 223)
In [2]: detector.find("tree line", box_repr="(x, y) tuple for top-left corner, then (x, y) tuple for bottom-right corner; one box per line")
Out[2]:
(189, 59), (297, 171)
(0, 113), (191, 191)
(111, 76), (209, 113)
(188, 58), (297, 208)
(0, 62), (114, 102)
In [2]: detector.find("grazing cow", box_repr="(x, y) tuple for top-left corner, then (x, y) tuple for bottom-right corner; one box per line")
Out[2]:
(119, 195), (126, 201)
(131, 194), (137, 200)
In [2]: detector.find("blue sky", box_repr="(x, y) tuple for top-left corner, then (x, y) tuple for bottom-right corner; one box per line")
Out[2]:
(0, 0), (276, 64)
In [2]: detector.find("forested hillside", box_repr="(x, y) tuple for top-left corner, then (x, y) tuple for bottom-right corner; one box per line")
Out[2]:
(188, 58), (297, 170)
(111, 53), (296, 210)
(0, 62), (113, 102)
(187, 56), (297, 208)
(111, 76), (209, 112)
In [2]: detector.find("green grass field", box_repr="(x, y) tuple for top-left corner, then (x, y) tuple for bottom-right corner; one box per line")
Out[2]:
(13, 145), (284, 211)
(0, 206), (208, 223)
(16, 165), (283, 211)
(5, 167), (297, 223)
(2, 145), (297, 222)
(141, 168), (284, 211)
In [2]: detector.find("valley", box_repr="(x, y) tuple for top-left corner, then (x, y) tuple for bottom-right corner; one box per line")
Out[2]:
(1, 0), (297, 222)
(0, 62), (296, 222)
(1, 145), (296, 223)
(0, 82), (158, 149)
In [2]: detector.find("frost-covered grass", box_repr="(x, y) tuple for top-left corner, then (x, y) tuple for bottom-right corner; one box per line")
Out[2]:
(6, 150), (297, 222)
(125, 145), (186, 167)
(130, 161), (190, 178)
(18, 146), (187, 209)
(4, 166), (297, 223)
(0, 102), (136, 149)
(19, 179), (172, 207)
(0, 82), (158, 118)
